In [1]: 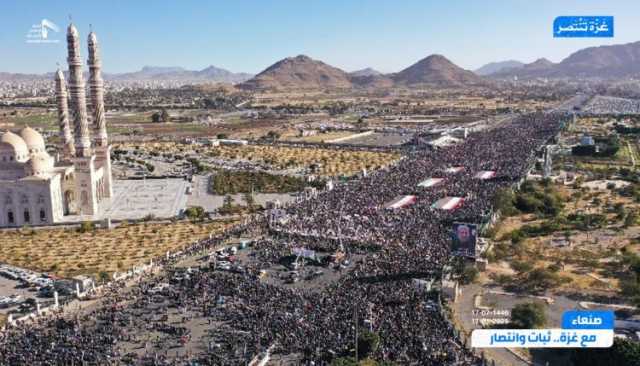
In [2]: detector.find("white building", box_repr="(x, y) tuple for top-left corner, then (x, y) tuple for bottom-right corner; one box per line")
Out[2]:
(0, 23), (112, 227)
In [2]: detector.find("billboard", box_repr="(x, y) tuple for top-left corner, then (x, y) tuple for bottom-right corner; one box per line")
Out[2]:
(452, 222), (477, 257)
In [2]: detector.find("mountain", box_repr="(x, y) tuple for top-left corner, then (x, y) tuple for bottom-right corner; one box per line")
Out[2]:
(474, 60), (524, 76)
(110, 65), (253, 83)
(195, 65), (253, 82)
(349, 67), (383, 77)
(554, 41), (640, 78)
(350, 73), (395, 88)
(525, 58), (555, 70)
(239, 55), (353, 91)
(391, 54), (487, 87)
(490, 41), (640, 79)
(0, 72), (50, 82)
(491, 58), (555, 79)
(0, 65), (253, 84)
(138, 66), (187, 75)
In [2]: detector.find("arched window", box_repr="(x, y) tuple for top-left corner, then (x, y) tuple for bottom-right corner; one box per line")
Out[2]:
(7, 211), (14, 224)
(39, 209), (46, 222)
(23, 210), (30, 223)
(37, 194), (45, 204)
(20, 194), (28, 204)
(4, 195), (11, 205)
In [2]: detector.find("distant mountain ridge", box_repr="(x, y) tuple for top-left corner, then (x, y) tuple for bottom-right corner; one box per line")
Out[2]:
(490, 41), (640, 79)
(239, 54), (488, 90)
(349, 68), (383, 77)
(0, 65), (253, 84)
(6, 40), (640, 87)
(474, 60), (524, 75)
(109, 65), (253, 83)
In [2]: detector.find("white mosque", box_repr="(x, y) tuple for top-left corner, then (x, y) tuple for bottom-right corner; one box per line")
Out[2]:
(0, 23), (113, 227)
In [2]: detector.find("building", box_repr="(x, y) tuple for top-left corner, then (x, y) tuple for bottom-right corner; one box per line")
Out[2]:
(0, 23), (112, 227)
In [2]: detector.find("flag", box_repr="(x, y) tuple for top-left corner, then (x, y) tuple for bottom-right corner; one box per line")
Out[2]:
(432, 197), (464, 210)
(418, 178), (444, 188)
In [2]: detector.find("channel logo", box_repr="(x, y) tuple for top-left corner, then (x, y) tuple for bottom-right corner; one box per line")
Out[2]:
(472, 310), (614, 348)
(553, 16), (613, 38)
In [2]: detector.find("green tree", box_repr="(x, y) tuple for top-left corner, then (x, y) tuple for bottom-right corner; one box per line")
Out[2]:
(223, 195), (233, 208)
(331, 358), (357, 366)
(184, 206), (206, 221)
(493, 188), (518, 216)
(625, 210), (638, 228)
(160, 108), (170, 122)
(511, 260), (534, 274)
(571, 338), (640, 366)
(520, 267), (566, 293)
(98, 271), (110, 284)
(357, 330), (380, 359)
(77, 221), (95, 233)
(243, 191), (255, 210)
(510, 302), (546, 329)
(265, 130), (281, 141)
(460, 266), (479, 284)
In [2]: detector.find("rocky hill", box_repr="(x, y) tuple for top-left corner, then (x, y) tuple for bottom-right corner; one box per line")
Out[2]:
(391, 54), (487, 87)
(239, 55), (353, 91)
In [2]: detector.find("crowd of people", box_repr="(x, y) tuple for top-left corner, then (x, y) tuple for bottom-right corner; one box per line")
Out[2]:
(275, 112), (562, 276)
(581, 95), (640, 115)
(0, 112), (565, 365)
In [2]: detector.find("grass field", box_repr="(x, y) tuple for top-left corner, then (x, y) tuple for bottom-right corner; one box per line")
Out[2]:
(1, 110), (57, 130)
(0, 220), (236, 279)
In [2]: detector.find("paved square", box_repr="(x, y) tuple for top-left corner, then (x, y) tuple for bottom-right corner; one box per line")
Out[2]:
(61, 179), (189, 222)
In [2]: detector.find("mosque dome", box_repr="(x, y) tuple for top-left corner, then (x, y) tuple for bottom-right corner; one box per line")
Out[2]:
(0, 131), (29, 162)
(28, 152), (54, 176)
(19, 126), (46, 154)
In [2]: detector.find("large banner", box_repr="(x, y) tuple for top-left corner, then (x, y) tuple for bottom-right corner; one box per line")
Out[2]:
(452, 222), (477, 257)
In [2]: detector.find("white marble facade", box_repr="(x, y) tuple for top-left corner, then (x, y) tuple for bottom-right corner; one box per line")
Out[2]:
(0, 23), (112, 227)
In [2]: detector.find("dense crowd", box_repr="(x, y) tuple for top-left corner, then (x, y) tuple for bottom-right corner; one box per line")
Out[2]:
(0, 112), (564, 365)
(275, 112), (562, 275)
(580, 95), (640, 115)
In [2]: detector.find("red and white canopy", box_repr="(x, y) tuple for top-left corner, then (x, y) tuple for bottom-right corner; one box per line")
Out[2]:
(384, 195), (417, 209)
(417, 178), (444, 188)
(432, 197), (464, 210)
(474, 171), (496, 180)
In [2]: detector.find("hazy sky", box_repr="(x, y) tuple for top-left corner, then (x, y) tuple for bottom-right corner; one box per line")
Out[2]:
(2, 0), (640, 74)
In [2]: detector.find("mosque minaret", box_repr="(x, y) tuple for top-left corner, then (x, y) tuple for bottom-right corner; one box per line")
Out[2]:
(54, 69), (75, 160)
(66, 24), (92, 158)
(87, 30), (113, 198)
(88, 30), (108, 147)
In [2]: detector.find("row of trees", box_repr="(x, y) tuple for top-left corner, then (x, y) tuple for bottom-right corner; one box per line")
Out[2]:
(493, 180), (565, 218)
(210, 170), (318, 194)
(571, 135), (620, 158)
